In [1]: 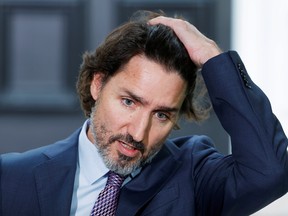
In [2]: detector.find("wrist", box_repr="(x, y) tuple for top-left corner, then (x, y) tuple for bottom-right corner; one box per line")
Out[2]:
(199, 40), (222, 67)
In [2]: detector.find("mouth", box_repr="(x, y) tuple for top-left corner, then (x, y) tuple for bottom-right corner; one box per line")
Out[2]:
(118, 140), (142, 158)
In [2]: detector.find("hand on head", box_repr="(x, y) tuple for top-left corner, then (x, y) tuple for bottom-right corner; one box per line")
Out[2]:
(149, 16), (222, 67)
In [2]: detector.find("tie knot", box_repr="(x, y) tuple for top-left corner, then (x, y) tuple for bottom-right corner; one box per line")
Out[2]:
(107, 171), (125, 188)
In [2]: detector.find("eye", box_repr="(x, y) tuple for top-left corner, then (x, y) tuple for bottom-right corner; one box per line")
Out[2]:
(155, 112), (169, 121)
(122, 98), (134, 107)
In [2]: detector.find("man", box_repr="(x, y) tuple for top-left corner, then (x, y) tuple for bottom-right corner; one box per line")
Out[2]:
(1, 11), (288, 216)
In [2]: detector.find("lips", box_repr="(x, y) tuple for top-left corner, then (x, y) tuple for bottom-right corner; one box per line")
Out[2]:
(118, 140), (141, 158)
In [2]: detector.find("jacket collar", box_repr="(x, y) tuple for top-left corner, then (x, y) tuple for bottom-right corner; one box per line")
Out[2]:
(33, 129), (182, 216)
(34, 128), (80, 216)
(116, 139), (182, 215)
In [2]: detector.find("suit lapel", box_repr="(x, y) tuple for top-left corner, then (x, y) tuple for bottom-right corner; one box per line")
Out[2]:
(116, 140), (182, 216)
(34, 129), (80, 216)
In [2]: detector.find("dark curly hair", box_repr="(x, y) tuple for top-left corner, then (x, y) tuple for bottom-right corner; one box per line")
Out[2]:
(76, 10), (211, 121)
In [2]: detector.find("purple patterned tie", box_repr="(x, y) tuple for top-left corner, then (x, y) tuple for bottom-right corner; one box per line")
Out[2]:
(90, 171), (125, 216)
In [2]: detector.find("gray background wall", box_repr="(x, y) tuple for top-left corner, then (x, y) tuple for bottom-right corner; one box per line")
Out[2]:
(0, 0), (231, 154)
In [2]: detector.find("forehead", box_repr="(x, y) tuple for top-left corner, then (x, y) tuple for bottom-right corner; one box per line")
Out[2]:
(106, 55), (187, 108)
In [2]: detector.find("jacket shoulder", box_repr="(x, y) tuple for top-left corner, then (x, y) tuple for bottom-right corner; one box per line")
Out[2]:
(0, 128), (80, 172)
(170, 135), (215, 150)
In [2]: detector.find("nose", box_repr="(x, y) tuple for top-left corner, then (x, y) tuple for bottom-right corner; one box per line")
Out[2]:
(128, 112), (151, 143)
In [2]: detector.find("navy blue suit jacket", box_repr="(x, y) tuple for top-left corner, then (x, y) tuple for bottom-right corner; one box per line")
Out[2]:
(1, 51), (288, 216)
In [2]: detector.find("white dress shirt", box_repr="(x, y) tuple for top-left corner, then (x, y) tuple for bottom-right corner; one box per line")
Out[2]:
(70, 120), (109, 216)
(70, 120), (141, 215)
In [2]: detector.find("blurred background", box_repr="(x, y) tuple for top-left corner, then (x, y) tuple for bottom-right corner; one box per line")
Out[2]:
(0, 0), (287, 214)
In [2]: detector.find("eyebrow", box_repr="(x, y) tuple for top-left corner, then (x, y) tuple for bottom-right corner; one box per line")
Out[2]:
(154, 106), (179, 113)
(124, 89), (149, 106)
(123, 89), (180, 113)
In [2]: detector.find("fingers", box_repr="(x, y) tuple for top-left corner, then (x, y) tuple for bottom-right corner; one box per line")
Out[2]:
(148, 16), (193, 41)
(148, 16), (222, 67)
(148, 16), (199, 39)
(148, 16), (175, 27)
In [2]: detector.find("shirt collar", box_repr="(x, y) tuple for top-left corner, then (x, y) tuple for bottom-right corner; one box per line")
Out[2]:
(78, 120), (109, 185)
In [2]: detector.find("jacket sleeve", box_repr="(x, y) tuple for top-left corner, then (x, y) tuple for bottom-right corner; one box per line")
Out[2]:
(197, 51), (288, 215)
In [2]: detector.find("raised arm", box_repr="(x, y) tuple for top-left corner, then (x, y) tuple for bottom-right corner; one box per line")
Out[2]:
(150, 16), (288, 215)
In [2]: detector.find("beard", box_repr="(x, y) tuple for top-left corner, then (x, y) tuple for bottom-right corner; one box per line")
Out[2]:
(90, 106), (163, 176)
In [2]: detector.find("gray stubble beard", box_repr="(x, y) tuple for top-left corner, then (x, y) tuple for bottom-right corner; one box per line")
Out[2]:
(89, 106), (162, 176)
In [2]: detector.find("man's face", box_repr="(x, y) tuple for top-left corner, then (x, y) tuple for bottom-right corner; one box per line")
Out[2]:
(88, 55), (187, 176)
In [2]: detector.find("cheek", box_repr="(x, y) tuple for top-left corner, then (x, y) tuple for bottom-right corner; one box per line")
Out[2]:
(99, 100), (128, 131)
(147, 127), (172, 149)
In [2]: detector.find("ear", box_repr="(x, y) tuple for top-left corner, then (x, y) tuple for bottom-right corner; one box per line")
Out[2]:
(90, 73), (104, 101)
